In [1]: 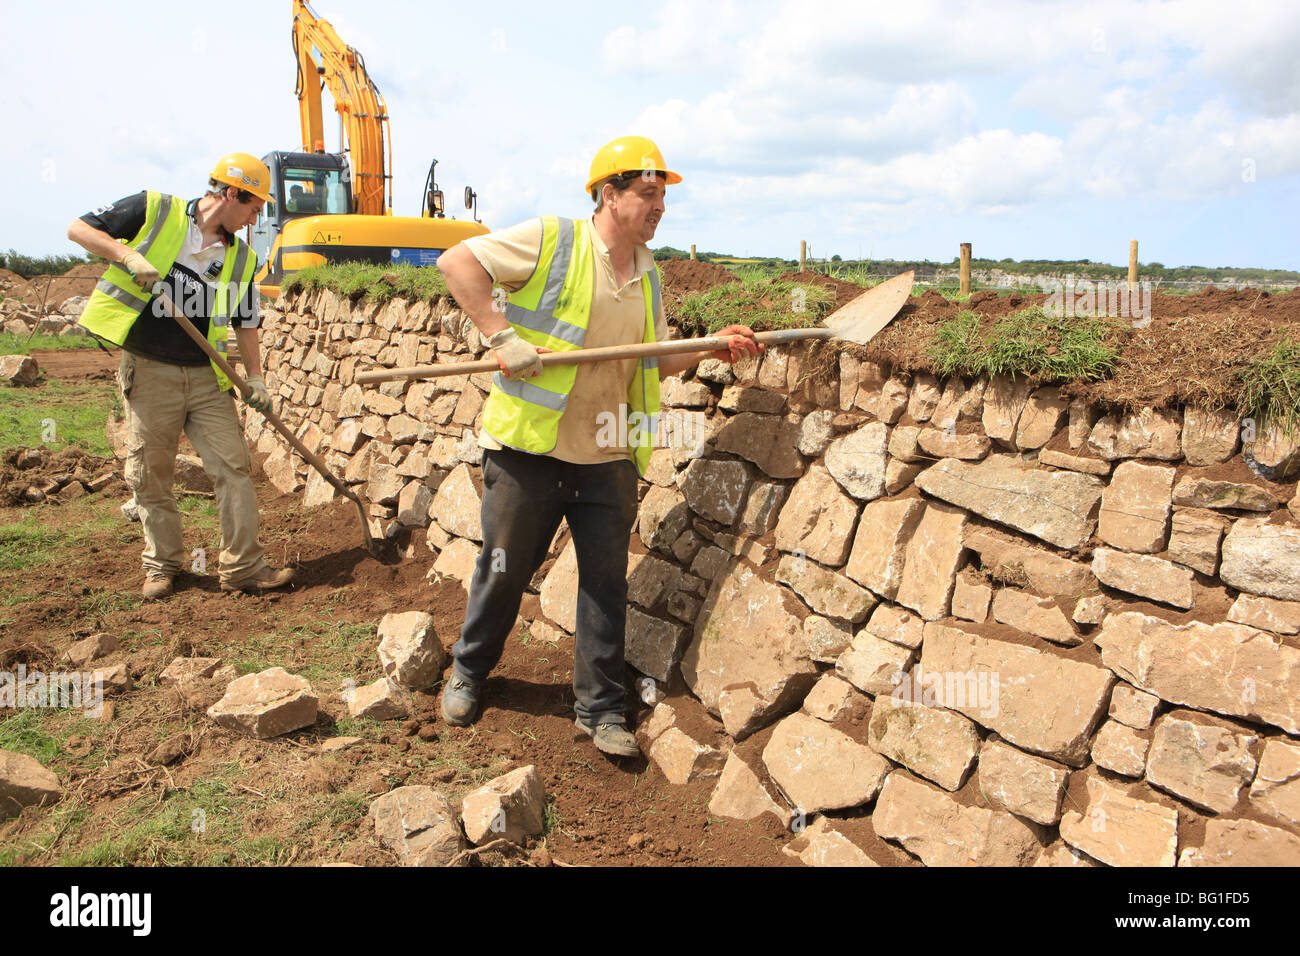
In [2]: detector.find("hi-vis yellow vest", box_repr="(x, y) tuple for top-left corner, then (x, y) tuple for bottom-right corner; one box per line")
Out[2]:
(79, 191), (257, 393)
(480, 216), (662, 475)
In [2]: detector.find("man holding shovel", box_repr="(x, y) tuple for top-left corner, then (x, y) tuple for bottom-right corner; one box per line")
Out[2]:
(69, 153), (296, 600)
(436, 135), (760, 758)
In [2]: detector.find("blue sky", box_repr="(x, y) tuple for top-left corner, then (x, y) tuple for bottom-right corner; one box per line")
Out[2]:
(2, 0), (1298, 269)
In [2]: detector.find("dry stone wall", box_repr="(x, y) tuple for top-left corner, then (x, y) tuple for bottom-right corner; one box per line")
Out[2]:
(247, 288), (1300, 867)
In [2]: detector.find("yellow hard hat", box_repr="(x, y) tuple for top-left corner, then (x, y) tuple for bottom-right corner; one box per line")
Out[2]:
(585, 135), (682, 195)
(209, 152), (275, 204)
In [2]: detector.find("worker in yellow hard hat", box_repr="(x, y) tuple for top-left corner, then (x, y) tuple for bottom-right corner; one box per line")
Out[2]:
(435, 134), (761, 760)
(69, 152), (296, 600)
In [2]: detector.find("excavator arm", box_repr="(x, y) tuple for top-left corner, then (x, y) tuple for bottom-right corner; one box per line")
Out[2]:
(292, 0), (392, 216)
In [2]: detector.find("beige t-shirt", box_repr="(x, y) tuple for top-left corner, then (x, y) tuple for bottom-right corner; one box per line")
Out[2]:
(463, 217), (670, 465)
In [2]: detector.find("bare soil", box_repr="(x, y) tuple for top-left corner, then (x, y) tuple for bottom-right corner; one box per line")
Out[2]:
(0, 348), (805, 867)
(11, 264), (107, 310)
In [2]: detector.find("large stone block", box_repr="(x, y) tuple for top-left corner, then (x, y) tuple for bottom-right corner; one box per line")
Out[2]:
(1181, 406), (1240, 465)
(1180, 818), (1300, 867)
(977, 737), (1070, 826)
(649, 726), (727, 785)
(681, 560), (817, 739)
(1098, 461), (1174, 553)
(1091, 548), (1195, 609)
(990, 588), (1080, 646)
(1166, 508), (1228, 574)
(981, 375), (1034, 448)
(1089, 719), (1149, 777)
(638, 485), (690, 554)
(1015, 386), (1068, 449)
(1145, 712), (1258, 814)
(920, 623), (1114, 766)
(1248, 738), (1300, 828)
(824, 422), (889, 501)
(962, 525), (1092, 596)
(867, 694), (979, 791)
(1059, 774), (1178, 867)
(1096, 612), (1300, 734)
(539, 541), (578, 633)
(894, 501), (967, 621)
(707, 753), (786, 823)
(207, 667), (318, 738)
(0, 750), (61, 817)
(712, 412), (804, 479)
(680, 458), (752, 525)
(1220, 519), (1300, 601)
(762, 712), (891, 813)
(916, 455), (1103, 550)
(1087, 407), (1182, 461)
(773, 463), (860, 566)
(1228, 594), (1300, 634)
(776, 555), (876, 623)
(377, 611), (445, 689)
(835, 633), (914, 696)
(625, 607), (688, 683)
(428, 463), (482, 541)
(844, 497), (925, 600)
(462, 766), (546, 845)
(873, 771), (1043, 866)
(370, 786), (463, 866)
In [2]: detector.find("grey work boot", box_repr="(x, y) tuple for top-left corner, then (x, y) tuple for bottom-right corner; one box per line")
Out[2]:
(575, 718), (640, 758)
(440, 675), (482, 726)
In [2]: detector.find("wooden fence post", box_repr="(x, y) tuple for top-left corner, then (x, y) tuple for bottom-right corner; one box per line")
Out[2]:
(959, 243), (972, 296)
(689, 244), (696, 261)
(800, 240), (807, 272)
(1129, 240), (1138, 291)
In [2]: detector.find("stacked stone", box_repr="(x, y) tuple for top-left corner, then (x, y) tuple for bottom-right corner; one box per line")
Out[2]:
(1, 294), (89, 337)
(250, 290), (1300, 867)
(244, 289), (490, 534)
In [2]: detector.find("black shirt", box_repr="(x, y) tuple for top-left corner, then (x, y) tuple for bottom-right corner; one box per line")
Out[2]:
(81, 192), (259, 366)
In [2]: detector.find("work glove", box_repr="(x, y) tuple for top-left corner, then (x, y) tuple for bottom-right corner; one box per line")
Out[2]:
(710, 324), (764, 363)
(487, 327), (544, 379)
(121, 250), (162, 293)
(243, 376), (272, 412)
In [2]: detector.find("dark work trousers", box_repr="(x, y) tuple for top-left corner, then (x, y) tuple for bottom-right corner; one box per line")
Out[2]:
(451, 446), (641, 727)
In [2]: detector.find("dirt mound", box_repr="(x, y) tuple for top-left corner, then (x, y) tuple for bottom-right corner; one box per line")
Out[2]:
(0, 268), (33, 299)
(659, 259), (738, 298)
(776, 270), (866, 310)
(23, 264), (106, 309)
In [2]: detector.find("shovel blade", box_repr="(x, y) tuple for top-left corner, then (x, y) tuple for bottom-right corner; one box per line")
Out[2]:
(823, 270), (915, 345)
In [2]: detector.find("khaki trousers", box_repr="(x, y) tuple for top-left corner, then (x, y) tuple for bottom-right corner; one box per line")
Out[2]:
(119, 352), (266, 585)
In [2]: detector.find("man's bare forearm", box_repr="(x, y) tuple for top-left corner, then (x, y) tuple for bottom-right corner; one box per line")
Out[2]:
(66, 219), (129, 263)
(437, 244), (510, 339)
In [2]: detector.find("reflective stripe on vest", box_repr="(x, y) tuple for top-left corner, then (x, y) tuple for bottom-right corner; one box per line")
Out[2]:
(78, 191), (258, 393)
(480, 216), (662, 475)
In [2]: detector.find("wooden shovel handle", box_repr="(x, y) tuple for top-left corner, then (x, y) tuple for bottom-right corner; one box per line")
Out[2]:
(354, 327), (833, 384)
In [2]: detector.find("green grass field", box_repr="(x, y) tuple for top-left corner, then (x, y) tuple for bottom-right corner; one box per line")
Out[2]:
(0, 378), (118, 456)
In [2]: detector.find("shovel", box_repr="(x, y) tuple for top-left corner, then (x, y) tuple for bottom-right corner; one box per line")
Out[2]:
(154, 290), (380, 557)
(355, 270), (915, 385)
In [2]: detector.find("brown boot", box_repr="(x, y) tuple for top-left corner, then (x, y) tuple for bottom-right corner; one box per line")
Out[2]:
(221, 566), (296, 594)
(142, 571), (174, 601)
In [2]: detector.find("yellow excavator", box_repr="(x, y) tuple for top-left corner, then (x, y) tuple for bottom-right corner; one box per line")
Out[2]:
(250, 0), (488, 297)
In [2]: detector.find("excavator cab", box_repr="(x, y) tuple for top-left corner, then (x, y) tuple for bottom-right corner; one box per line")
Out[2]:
(249, 151), (353, 269)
